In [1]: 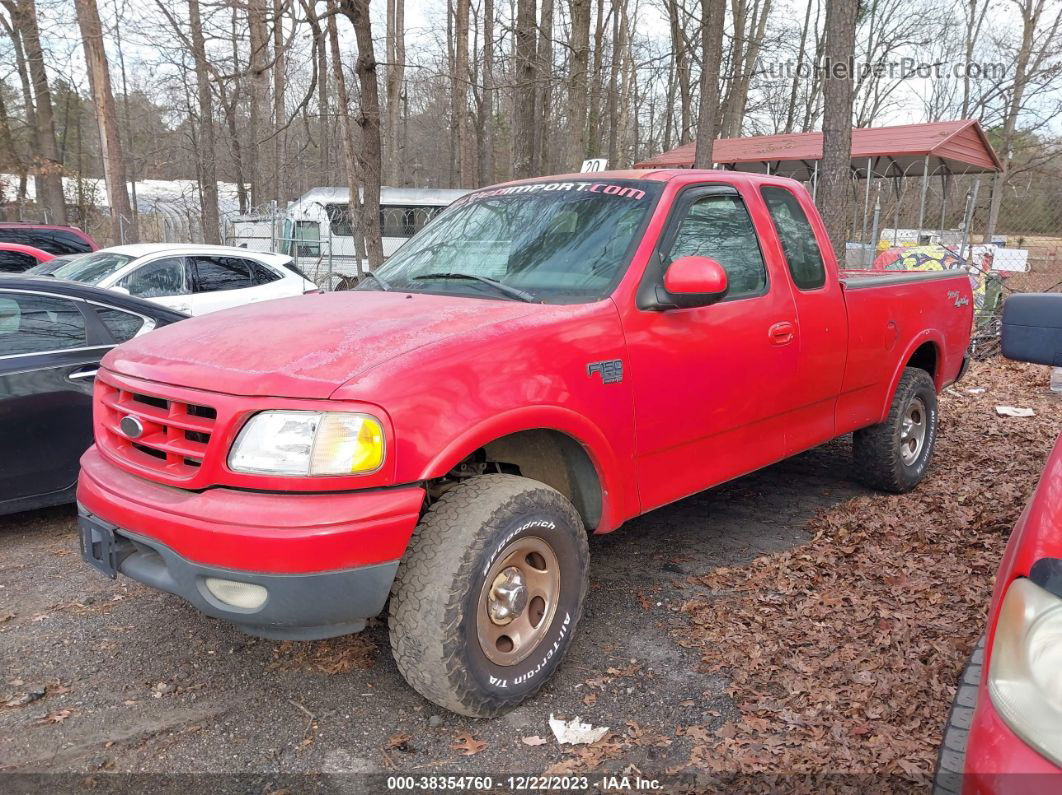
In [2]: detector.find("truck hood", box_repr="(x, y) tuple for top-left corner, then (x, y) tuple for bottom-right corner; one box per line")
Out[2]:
(103, 291), (540, 399)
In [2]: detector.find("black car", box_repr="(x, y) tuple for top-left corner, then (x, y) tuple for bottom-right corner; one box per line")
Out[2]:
(0, 277), (187, 515)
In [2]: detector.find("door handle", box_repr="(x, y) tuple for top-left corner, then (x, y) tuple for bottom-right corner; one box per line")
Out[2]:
(68, 367), (99, 381)
(768, 321), (796, 345)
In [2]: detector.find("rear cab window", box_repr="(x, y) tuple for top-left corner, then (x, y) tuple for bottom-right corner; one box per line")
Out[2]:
(760, 186), (827, 290)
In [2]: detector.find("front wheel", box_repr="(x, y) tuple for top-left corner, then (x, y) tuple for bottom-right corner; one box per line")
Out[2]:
(388, 474), (589, 717)
(853, 366), (938, 493)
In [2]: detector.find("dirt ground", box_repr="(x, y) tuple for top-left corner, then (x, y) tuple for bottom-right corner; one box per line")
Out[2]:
(0, 359), (1057, 792)
(0, 436), (863, 784)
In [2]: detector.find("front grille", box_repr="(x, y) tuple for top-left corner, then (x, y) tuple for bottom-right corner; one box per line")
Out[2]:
(97, 380), (218, 479)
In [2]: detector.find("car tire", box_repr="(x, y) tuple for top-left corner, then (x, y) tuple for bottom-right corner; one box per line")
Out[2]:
(854, 366), (938, 493)
(933, 636), (984, 794)
(388, 474), (589, 717)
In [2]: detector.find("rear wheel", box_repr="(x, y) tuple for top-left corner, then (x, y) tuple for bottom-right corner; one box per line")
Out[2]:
(388, 474), (589, 717)
(854, 367), (938, 493)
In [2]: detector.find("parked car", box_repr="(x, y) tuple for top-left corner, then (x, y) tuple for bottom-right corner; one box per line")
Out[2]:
(0, 277), (186, 516)
(45, 244), (318, 316)
(24, 252), (82, 277)
(77, 170), (973, 717)
(935, 293), (1062, 794)
(0, 223), (98, 255)
(0, 242), (54, 273)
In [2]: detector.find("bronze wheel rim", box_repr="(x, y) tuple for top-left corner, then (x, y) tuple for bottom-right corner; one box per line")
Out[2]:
(476, 535), (560, 667)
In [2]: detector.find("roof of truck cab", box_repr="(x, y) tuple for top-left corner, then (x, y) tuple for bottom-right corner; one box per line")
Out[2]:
(489, 168), (795, 187)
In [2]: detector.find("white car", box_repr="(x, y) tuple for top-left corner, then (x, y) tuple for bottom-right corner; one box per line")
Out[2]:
(44, 244), (318, 316)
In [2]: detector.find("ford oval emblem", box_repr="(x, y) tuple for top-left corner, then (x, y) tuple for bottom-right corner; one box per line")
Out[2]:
(119, 415), (144, 439)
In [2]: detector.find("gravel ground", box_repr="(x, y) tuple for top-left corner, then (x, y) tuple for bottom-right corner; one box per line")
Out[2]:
(0, 439), (864, 783)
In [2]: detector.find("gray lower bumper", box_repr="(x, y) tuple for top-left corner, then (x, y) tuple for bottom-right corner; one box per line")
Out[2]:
(108, 524), (398, 641)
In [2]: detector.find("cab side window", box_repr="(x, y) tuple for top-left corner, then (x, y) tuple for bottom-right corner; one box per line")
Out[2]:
(120, 257), (190, 298)
(761, 186), (826, 290)
(0, 293), (88, 355)
(667, 194), (767, 298)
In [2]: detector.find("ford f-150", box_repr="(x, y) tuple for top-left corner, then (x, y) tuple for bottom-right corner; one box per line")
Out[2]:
(77, 169), (974, 717)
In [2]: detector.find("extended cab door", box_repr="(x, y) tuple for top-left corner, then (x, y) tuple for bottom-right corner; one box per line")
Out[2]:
(756, 184), (848, 454)
(621, 184), (799, 512)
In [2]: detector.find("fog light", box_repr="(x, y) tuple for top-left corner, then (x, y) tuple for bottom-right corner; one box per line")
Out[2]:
(204, 577), (268, 609)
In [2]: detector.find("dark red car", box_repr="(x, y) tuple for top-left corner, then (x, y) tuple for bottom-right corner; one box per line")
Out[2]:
(0, 222), (98, 256)
(936, 293), (1062, 793)
(0, 242), (54, 273)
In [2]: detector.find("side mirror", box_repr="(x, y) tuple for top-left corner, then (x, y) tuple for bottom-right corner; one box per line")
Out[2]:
(1002, 293), (1062, 366)
(111, 285), (131, 296)
(662, 255), (729, 308)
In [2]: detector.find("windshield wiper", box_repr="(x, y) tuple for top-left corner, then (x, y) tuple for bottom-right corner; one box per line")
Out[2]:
(411, 272), (538, 303)
(359, 271), (391, 291)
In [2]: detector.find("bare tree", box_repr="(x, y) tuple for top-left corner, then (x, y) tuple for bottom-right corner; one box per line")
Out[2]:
(385, 0), (405, 184)
(186, 0), (220, 242)
(567, 0), (592, 168)
(3, 0), (66, 222)
(478, 0), (495, 184)
(75, 0), (135, 241)
(513, 0), (536, 178)
(817, 0), (860, 258)
(340, 0), (385, 268)
(694, 0), (725, 167)
(453, 0), (471, 185)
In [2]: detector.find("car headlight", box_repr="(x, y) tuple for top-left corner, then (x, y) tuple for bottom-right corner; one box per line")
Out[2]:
(988, 577), (1062, 765)
(228, 411), (385, 476)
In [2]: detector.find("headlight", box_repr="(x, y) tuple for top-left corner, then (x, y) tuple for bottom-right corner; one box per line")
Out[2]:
(228, 411), (384, 476)
(988, 577), (1062, 765)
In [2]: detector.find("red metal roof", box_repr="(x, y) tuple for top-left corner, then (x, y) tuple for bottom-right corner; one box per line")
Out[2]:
(634, 120), (1001, 176)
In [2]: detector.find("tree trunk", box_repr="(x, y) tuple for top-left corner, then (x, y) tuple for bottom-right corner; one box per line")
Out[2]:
(340, 0), (385, 269)
(326, 0), (365, 276)
(478, 0), (495, 185)
(693, 0), (725, 168)
(453, 0), (471, 185)
(513, 0), (536, 178)
(247, 0), (270, 207)
(75, 0), (135, 242)
(817, 0), (859, 259)
(8, 0), (66, 223)
(534, 0), (553, 174)
(187, 0), (221, 243)
(385, 0), (405, 184)
(566, 0), (592, 168)
(272, 0), (287, 202)
(784, 0), (814, 133)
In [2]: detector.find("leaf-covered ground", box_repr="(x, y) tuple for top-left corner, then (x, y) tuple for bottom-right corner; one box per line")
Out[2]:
(673, 358), (1060, 783)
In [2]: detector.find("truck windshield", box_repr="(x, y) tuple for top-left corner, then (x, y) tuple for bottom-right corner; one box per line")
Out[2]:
(359, 179), (662, 304)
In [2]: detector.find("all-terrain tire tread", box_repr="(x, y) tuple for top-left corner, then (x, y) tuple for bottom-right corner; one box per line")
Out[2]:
(388, 474), (588, 718)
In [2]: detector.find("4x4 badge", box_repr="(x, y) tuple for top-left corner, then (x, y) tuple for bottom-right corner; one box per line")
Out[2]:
(587, 360), (623, 384)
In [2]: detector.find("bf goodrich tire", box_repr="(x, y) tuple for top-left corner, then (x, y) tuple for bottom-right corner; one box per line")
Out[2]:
(933, 637), (984, 795)
(388, 474), (589, 717)
(854, 367), (938, 493)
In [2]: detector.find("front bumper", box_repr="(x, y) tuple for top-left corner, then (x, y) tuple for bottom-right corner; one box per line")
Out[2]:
(964, 681), (1062, 794)
(78, 445), (425, 639)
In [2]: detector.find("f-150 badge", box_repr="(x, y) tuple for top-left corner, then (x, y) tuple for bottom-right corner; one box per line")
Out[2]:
(587, 360), (624, 384)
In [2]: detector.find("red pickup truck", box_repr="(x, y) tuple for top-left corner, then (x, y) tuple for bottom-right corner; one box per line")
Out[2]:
(78, 170), (973, 717)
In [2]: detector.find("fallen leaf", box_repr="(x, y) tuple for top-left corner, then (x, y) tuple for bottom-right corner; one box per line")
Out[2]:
(451, 733), (486, 756)
(386, 732), (414, 753)
(521, 735), (548, 746)
(38, 709), (74, 724)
